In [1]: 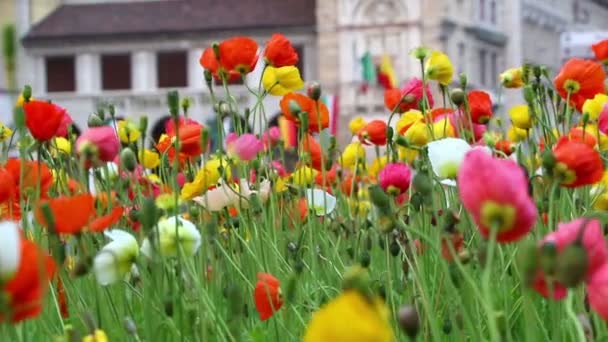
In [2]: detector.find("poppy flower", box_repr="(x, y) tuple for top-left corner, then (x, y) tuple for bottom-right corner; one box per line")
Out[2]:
(500, 67), (524, 88)
(264, 33), (299, 67)
(509, 105), (532, 130)
(554, 58), (606, 112)
(552, 136), (603, 187)
(93, 229), (139, 285)
(457, 149), (537, 243)
(279, 93), (329, 133)
(349, 116), (367, 135)
(0, 167), (15, 203)
(199, 47), (241, 82)
(588, 263), (608, 319)
(425, 51), (454, 86)
(254, 272), (283, 320)
(441, 231), (465, 262)
(23, 100), (65, 141)
(76, 126), (120, 164)
(35, 193), (123, 234)
(303, 290), (393, 342)
(428, 138), (490, 186)
(592, 39), (608, 64)
(262, 66), (304, 96)
(3, 234), (56, 323)
(300, 134), (324, 171)
(378, 162), (412, 194)
(567, 127), (597, 148)
(384, 78), (434, 113)
(582, 94), (608, 121)
(226, 133), (263, 161)
(218, 36), (259, 74)
(54, 110), (74, 138)
(466, 90), (493, 124)
(358, 120), (388, 146)
(5, 159), (53, 200)
(533, 218), (608, 299)
(340, 141), (365, 170)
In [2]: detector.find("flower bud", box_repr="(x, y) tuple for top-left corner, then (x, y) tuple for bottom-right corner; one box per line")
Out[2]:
(108, 104), (116, 119)
(398, 305), (420, 339)
(541, 150), (556, 172)
(368, 185), (392, 212)
(459, 73), (467, 89)
(87, 113), (104, 128)
(22, 85), (32, 103)
(555, 243), (588, 288)
(450, 88), (465, 106)
(204, 69), (213, 87)
(139, 116), (148, 136)
(181, 97), (191, 114)
(120, 147), (138, 172)
(523, 85), (535, 104)
(360, 251), (371, 268)
(540, 241), (558, 276)
(288, 99), (302, 116)
(411, 47), (431, 60)
(307, 81), (321, 101)
(140, 197), (159, 232)
(412, 172), (433, 196)
(167, 90), (180, 118)
(517, 239), (539, 286)
(13, 108), (25, 130)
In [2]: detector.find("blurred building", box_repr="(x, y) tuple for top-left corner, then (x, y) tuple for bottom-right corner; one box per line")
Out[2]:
(8, 0), (608, 140)
(18, 0), (317, 132)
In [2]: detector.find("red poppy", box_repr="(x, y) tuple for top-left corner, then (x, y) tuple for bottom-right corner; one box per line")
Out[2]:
(554, 58), (606, 112)
(440, 232), (464, 262)
(5, 159), (53, 200)
(568, 126), (597, 148)
(264, 33), (299, 67)
(279, 93), (329, 133)
(315, 164), (339, 189)
(156, 121), (204, 163)
(300, 135), (324, 171)
(0, 167), (15, 202)
(23, 100), (66, 141)
(592, 39), (608, 64)
(254, 273), (283, 320)
(218, 36), (259, 74)
(35, 193), (124, 234)
(199, 47), (240, 82)
(552, 136), (603, 187)
(466, 90), (493, 124)
(0, 200), (20, 220)
(494, 140), (514, 155)
(340, 174), (358, 197)
(3, 237), (56, 323)
(358, 120), (388, 146)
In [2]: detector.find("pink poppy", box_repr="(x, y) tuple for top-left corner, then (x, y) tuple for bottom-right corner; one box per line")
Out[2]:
(588, 263), (608, 320)
(76, 126), (120, 163)
(226, 133), (263, 161)
(457, 149), (537, 243)
(378, 162), (412, 194)
(598, 104), (608, 135)
(533, 218), (608, 299)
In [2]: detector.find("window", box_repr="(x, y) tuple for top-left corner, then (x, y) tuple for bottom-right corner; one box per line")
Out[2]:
(491, 52), (498, 87)
(157, 51), (188, 88)
(479, 49), (487, 86)
(458, 42), (466, 74)
(479, 0), (486, 21)
(46, 56), (75, 92)
(490, 1), (497, 24)
(101, 54), (131, 90)
(294, 45), (305, 78)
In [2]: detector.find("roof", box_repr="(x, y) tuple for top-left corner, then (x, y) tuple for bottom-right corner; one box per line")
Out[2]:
(23, 0), (316, 45)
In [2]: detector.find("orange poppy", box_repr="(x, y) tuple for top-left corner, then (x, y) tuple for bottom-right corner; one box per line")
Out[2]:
(340, 174), (358, 197)
(0, 200), (20, 220)
(35, 193), (123, 234)
(466, 90), (493, 124)
(254, 272), (283, 321)
(199, 47), (240, 82)
(315, 164), (339, 189)
(358, 120), (388, 146)
(279, 93), (329, 133)
(592, 39), (608, 64)
(300, 134), (324, 171)
(264, 33), (299, 67)
(384, 88), (410, 113)
(552, 136), (604, 187)
(23, 100), (65, 142)
(156, 122), (204, 164)
(0, 167), (15, 202)
(3, 237), (56, 323)
(218, 36), (259, 74)
(554, 58), (606, 112)
(494, 140), (514, 155)
(5, 159), (53, 200)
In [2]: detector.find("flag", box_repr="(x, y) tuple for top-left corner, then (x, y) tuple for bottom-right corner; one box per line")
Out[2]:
(377, 54), (397, 89)
(360, 52), (377, 92)
(322, 94), (340, 136)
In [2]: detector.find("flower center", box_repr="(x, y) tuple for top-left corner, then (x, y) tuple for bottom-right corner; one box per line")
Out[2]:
(564, 79), (581, 94)
(554, 162), (577, 185)
(480, 201), (516, 232)
(439, 161), (459, 179)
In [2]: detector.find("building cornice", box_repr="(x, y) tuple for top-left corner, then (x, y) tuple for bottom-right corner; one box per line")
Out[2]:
(522, 1), (568, 32)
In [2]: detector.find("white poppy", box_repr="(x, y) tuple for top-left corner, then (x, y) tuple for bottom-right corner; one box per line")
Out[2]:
(305, 188), (337, 216)
(0, 221), (21, 282)
(88, 162), (119, 196)
(427, 138), (491, 186)
(192, 182), (235, 211)
(141, 216), (201, 258)
(93, 229), (139, 286)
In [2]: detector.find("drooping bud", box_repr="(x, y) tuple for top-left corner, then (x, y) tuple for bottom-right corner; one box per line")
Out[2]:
(307, 81), (321, 101)
(412, 172), (433, 196)
(181, 97), (191, 114)
(555, 243), (588, 288)
(398, 305), (420, 339)
(341, 265), (370, 293)
(450, 88), (465, 106)
(288, 99), (302, 116)
(541, 150), (556, 172)
(139, 116), (148, 136)
(459, 73), (467, 89)
(140, 197), (159, 232)
(87, 114), (104, 128)
(368, 185), (392, 213)
(523, 85), (535, 104)
(120, 147), (138, 172)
